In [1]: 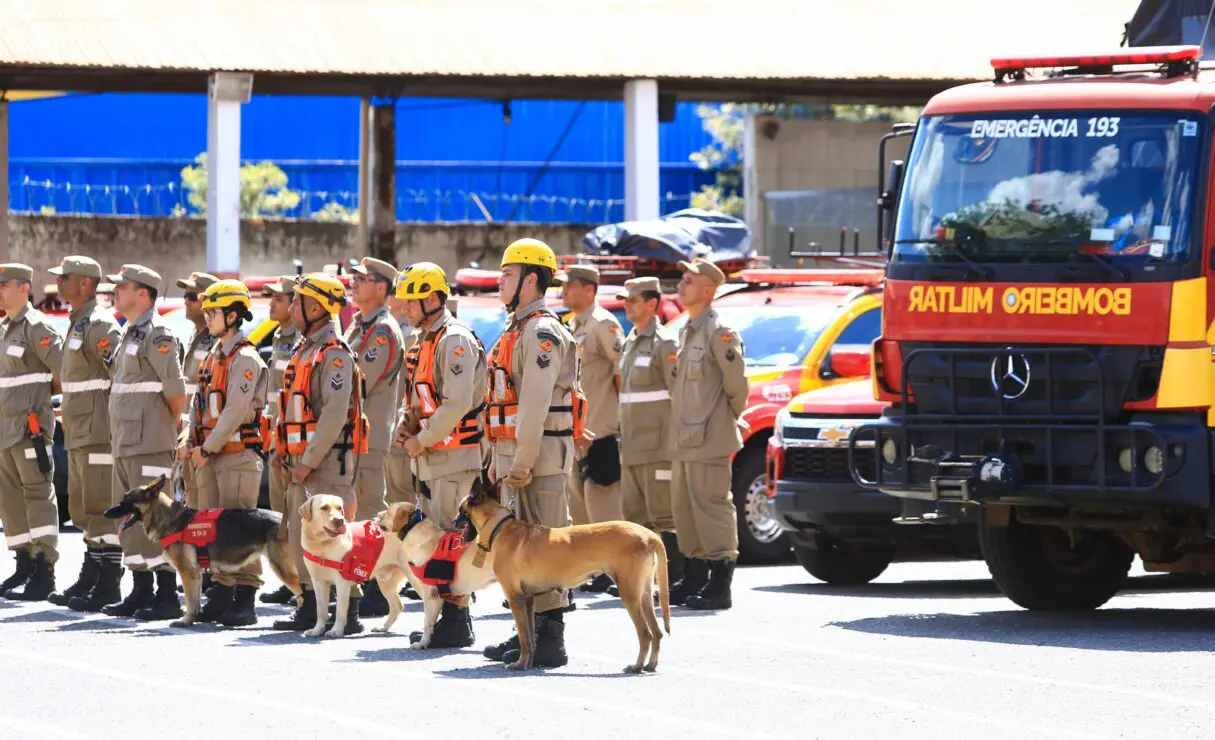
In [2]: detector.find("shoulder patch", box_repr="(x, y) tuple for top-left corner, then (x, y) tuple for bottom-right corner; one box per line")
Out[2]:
(332, 357), (345, 369)
(97, 337), (111, 352)
(375, 334), (388, 345)
(158, 343), (170, 355)
(538, 339), (554, 353)
(720, 332), (733, 344)
(667, 352), (677, 365)
(39, 336), (50, 348)
(243, 368), (255, 381)
(452, 345), (466, 358)
(536, 354), (551, 369)
(536, 329), (561, 346)
(330, 374), (344, 391)
(74, 319), (87, 333)
(154, 334), (175, 345)
(451, 363), (464, 376)
(363, 346), (379, 363)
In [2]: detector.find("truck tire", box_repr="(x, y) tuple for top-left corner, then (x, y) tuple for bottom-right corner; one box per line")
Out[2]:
(979, 511), (1132, 611)
(732, 446), (790, 564)
(793, 543), (891, 585)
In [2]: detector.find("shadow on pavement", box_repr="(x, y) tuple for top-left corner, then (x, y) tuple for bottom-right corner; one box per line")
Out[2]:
(343, 645), (479, 663)
(3, 607), (85, 623)
(755, 578), (1002, 599)
(830, 607), (1215, 653)
(49, 617), (136, 633)
(434, 664), (642, 680)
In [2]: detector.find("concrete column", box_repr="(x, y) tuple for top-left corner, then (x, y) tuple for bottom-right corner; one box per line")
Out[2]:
(742, 112), (763, 256)
(356, 97), (371, 253)
(624, 79), (660, 221)
(206, 72), (252, 277)
(367, 99), (396, 264)
(0, 100), (8, 264)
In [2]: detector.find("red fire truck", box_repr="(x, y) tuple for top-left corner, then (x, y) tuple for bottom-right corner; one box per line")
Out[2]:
(850, 45), (1215, 610)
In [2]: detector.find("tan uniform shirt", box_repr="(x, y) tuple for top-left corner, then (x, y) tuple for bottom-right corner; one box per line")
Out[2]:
(109, 308), (186, 457)
(570, 304), (622, 439)
(344, 304), (404, 453)
(395, 318), (419, 410)
(619, 319), (677, 466)
(266, 325), (300, 427)
(60, 299), (122, 450)
(670, 308), (749, 462)
(404, 310), (487, 480)
(290, 320), (357, 474)
(0, 305), (62, 449)
(188, 333), (269, 455)
(183, 327), (217, 399)
(490, 297), (579, 478)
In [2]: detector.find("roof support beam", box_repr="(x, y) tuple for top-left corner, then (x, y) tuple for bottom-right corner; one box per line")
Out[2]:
(205, 72), (252, 277)
(624, 79), (660, 221)
(366, 98), (397, 263)
(0, 100), (9, 263)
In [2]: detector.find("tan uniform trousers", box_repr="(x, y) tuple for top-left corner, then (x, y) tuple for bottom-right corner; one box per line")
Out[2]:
(0, 442), (59, 562)
(269, 459), (290, 540)
(384, 448), (419, 506)
(671, 458), (739, 562)
(69, 445), (119, 548)
(504, 473), (570, 613)
(567, 448), (623, 525)
(419, 470), (478, 533)
(352, 449), (388, 522)
(622, 462), (675, 533)
(194, 449), (264, 587)
(286, 464), (355, 591)
(114, 453), (175, 572)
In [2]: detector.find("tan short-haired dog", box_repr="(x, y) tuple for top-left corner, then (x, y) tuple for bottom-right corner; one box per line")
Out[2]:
(459, 479), (671, 673)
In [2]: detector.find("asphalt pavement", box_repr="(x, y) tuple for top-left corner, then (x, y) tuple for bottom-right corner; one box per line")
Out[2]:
(2, 530), (1215, 740)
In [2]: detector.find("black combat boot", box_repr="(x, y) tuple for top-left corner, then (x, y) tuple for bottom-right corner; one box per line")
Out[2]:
(504, 590), (575, 611)
(102, 569), (155, 617)
(325, 596), (364, 635)
(578, 573), (614, 593)
(661, 531), (685, 584)
(8, 552), (56, 601)
(357, 578), (390, 617)
(670, 557), (710, 606)
(259, 584), (294, 605)
(272, 587), (318, 631)
(196, 583), (235, 623)
(219, 585), (259, 627)
(500, 609), (568, 668)
(401, 582), (422, 601)
(133, 571), (184, 621)
(49, 550), (100, 606)
(0, 548), (34, 597)
(410, 600), (475, 648)
(70, 550), (124, 612)
(483, 630), (520, 660)
(684, 560), (735, 611)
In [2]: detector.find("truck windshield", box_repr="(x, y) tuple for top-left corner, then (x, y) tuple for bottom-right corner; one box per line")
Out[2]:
(893, 111), (1203, 274)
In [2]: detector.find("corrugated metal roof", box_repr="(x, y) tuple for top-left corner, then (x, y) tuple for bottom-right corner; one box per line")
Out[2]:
(0, 0), (1141, 82)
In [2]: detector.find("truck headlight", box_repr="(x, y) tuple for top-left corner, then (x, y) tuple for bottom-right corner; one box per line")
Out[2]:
(1144, 446), (1165, 476)
(772, 408), (790, 444)
(881, 438), (899, 465)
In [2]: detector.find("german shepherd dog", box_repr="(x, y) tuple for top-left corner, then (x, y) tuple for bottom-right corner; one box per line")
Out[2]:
(104, 474), (303, 628)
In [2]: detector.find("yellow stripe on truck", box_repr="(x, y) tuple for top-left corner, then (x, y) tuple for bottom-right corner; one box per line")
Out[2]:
(1170, 277), (1206, 343)
(1156, 346), (1211, 409)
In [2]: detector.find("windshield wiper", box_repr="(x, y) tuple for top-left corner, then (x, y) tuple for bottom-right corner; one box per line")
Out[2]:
(894, 238), (993, 280)
(1012, 240), (1130, 282)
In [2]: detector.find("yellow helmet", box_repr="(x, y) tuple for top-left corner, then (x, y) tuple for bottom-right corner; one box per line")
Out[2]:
(395, 262), (449, 300)
(501, 238), (558, 271)
(293, 272), (347, 314)
(200, 279), (251, 312)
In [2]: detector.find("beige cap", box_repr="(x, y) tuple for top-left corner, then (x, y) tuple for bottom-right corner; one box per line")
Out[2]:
(351, 257), (398, 282)
(616, 276), (662, 300)
(678, 258), (726, 287)
(555, 263), (600, 285)
(107, 264), (163, 291)
(261, 275), (295, 296)
(0, 263), (35, 284)
(49, 255), (104, 280)
(176, 271), (220, 292)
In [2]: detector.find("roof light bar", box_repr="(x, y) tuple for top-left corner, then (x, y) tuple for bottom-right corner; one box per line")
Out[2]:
(991, 45), (1202, 72)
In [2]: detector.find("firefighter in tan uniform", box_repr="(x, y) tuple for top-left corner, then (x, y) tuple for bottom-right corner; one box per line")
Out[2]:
(182, 280), (270, 626)
(44, 257), (124, 610)
(612, 276), (683, 594)
(100, 264), (187, 621)
(271, 273), (369, 633)
(344, 257), (405, 618)
(392, 262), (486, 647)
(384, 288), (420, 507)
(669, 258), (749, 611)
(0, 264), (63, 602)
(482, 239), (584, 668)
(259, 276), (302, 606)
(177, 271), (220, 510)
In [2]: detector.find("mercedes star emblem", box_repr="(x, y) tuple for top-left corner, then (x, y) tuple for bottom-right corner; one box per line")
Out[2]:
(990, 353), (1032, 400)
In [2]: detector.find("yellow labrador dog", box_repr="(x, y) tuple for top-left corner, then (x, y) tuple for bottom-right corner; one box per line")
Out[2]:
(459, 480), (672, 673)
(298, 495), (411, 638)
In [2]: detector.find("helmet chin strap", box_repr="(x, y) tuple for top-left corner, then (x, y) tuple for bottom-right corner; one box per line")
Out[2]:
(506, 267), (533, 313)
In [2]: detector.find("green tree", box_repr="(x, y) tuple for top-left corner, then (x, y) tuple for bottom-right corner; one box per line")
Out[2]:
(689, 103), (921, 216)
(178, 153), (302, 218)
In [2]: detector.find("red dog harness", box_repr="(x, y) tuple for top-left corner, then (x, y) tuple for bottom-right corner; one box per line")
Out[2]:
(408, 531), (473, 601)
(303, 520), (386, 584)
(159, 508), (224, 570)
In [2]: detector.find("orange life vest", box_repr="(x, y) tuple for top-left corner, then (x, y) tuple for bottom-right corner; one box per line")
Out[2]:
(193, 340), (266, 455)
(484, 309), (587, 444)
(276, 337), (370, 471)
(403, 323), (484, 450)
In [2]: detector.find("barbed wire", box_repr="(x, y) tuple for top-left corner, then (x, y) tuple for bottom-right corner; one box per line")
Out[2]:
(10, 177), (702, 224)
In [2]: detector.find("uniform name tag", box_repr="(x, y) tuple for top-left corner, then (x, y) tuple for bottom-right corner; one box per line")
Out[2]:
(6, 345), (24, 358)
(634, 355), (651, 367)
(68, 337), (82, 350)
(274, 360), (288, 371)
(193, 349), (207, 360)
(124, 343), (139, 356)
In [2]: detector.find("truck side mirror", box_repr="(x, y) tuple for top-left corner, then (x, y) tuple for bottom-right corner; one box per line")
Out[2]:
(880, 159), (906, 249)
(821, 347), (872, 379)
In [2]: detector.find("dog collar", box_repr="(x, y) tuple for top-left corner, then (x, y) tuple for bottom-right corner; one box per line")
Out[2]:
(396, 509), (426, 541)
(476, 512), (515, 554)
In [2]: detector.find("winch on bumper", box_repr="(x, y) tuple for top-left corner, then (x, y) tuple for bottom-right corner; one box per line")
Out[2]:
(845, 345), (1210, 508)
